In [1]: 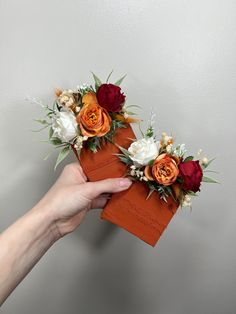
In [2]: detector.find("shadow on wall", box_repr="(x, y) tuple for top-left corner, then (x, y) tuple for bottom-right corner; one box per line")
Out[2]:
(78, 212), (119, 249)
(69, 228), (141, 314)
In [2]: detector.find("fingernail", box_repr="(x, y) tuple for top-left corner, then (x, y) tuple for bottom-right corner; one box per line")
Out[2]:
(119, 178), (132, 188)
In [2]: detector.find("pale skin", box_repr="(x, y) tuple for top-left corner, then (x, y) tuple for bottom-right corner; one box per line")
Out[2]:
(0, 163), (132, 306)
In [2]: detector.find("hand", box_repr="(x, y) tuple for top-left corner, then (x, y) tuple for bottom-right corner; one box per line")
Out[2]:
(36, 163), (132, 238)
(0, 163), (132, 305)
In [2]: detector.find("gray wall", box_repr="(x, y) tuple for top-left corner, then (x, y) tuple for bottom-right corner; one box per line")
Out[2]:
(0, 0), (235, 313)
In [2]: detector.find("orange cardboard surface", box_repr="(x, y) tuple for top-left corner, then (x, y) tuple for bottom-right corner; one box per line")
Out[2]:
(101, 181), (178, 246)
(78, 124), (135, 180)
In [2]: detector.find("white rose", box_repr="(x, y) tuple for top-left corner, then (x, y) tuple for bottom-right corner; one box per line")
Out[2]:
(52, 110), (78, 142)
(128, 137), (159, 166)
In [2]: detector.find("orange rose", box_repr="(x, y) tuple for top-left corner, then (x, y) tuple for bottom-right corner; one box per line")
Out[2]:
(82, 92), (98, 106)
(77, 100), (111, 137)
(144, 165), (155, 181)
(152, 154), (179, 186)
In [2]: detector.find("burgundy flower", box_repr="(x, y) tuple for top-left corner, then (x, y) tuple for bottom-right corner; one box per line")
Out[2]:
(97, 83), (126, 112)
(179, 160), (203, 192)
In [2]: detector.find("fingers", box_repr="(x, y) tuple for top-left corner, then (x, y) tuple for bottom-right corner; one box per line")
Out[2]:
(81, 178), (132, 200)
(60, 163), (87, 185)
(91, 195), (110, 209)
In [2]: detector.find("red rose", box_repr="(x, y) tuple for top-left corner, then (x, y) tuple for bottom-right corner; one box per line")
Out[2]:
(97, 83), (126, 112)
(179, 160), (203, 192)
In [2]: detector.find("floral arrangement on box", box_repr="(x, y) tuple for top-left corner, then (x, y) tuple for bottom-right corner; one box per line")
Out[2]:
(31, 73), (219, 246)
(117, 119), (218, 208)
(32, 72), (138, 169)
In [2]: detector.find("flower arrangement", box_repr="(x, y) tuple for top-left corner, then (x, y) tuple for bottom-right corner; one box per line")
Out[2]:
(32, 72), (138, 169)
(116, 119), (218, 208)
(31, 73), (218, 246)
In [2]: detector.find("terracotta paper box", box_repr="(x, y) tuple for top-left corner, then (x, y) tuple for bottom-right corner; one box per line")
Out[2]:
(102, 182), (178, 246)
(77, 125), (178, 247)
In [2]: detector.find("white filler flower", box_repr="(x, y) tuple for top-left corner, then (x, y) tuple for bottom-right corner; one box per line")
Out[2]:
(128, 137), (159, 166)
(182, 194), (192, 207)
(52, 110), (78, 142)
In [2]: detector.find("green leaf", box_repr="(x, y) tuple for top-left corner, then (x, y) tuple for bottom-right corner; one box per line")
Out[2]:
(91, 72), (102, 90)
(148, 159), (155, 166)
(47, 111), (54, 117)
(117, 155), (131, 164)
(53, 100), (61, 111)
(34, 119), (50, 125)
(115, 153), (133, 164)
(204, 170), (219, 174)
(54, 146), (71, 170)
(146, 188), (155, 200)
(184, 156), (194, 162)
(87, 141), (98, 153)
(31, 125), (49, 132)
(115, 144), (130, 157)
(50, 137), (62, 145)
(202, 176), (219, 184)
(202, 157), (216, 169)
(145, 126), (154, 138)
(106, 70), (114, 83)
(176, 177), (183, 184)
(114, 75), (126, 86)
(49, 127), (53, 139)
(104, 135), (114, 143)
(125, 104), (141, 109)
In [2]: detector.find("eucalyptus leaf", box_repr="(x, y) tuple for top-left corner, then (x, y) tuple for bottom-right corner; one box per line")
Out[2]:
(146, 188), (155, 200)
(114, 75), (126, 86)
(106, 70), (114, 83)
(49, 127), (53, 139)
(204, 170), (219, 174)
(53, 100), (59, 111)
(117, 156), (132, 164)
(31, 125), (49, 132)
(115, 153), (133, 164)
(91, 72), (102, 90)
(50, 137), (62, 145)
(56, 102), (61, 111)
(202, 157), (216, 169)
(125, 104), (141, 109)
(54, 146), (71, 170)
(34, 119), (50, 125)
(104, 133), (114, 143)
(166, 186), (177, 202)
(202, 176), (219, 184)
(115, 144), (130, 157)
(47, 111), (54, 117)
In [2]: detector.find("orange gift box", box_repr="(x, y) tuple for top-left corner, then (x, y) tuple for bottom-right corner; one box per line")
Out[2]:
(75, 125), (179, 247)
(101, 182), (178, 246)
(77, 125), (136, 181)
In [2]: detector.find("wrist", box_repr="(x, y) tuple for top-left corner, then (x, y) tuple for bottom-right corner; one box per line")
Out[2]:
(31, 203), (62, 243)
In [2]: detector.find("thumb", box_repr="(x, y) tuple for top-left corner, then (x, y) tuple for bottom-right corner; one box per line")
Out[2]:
(81, 178), (132, 200)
